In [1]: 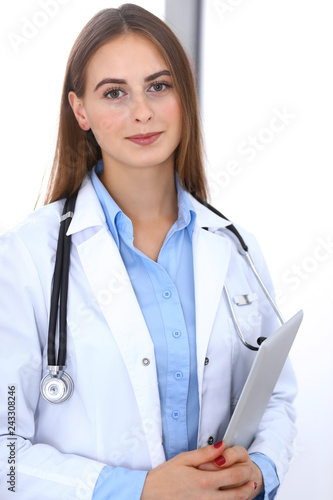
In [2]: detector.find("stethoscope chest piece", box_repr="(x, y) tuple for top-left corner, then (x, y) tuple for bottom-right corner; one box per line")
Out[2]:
(40, 366), (74, 404)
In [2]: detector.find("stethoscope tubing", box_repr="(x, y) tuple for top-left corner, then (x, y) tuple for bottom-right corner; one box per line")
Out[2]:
(47, 192), (78, 367)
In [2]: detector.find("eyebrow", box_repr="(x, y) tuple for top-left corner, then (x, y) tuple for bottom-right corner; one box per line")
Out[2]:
(93, 70), (171, 92)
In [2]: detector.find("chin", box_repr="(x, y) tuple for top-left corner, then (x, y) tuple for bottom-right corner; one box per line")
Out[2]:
(128, 153), (174, 170)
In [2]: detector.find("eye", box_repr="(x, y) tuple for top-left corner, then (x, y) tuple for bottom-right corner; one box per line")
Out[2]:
(103, 87), (125, 99)
(149, 81), (171, 93)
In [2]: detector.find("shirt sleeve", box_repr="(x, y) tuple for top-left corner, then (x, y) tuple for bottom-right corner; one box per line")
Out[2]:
(92, 465), (148, 500)
(250, 452), (280, 500)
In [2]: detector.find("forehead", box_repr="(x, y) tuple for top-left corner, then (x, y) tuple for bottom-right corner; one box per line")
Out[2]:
(85, 33), (168, 83)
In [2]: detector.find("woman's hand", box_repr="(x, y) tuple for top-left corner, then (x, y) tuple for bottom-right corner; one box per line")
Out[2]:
(199, 444), (263, 498)
(141, 441), (262, 500)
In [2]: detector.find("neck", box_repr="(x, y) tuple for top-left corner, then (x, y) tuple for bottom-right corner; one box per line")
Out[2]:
(99, 156), (178, 224)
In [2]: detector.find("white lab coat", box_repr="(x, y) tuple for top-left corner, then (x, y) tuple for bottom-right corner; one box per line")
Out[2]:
(0, 176), (297, 500)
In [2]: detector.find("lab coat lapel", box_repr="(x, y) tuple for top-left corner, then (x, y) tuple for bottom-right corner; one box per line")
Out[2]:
(190, 196), (232, 406)
(69, 180), (165, 466)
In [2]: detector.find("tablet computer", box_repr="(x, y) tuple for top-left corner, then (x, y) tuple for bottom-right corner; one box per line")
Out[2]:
(223, 309), (303, 449)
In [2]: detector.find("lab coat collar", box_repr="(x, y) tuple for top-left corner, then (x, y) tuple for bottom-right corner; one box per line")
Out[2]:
(188, 194), (232, 230)
(66, 176), (106, 236)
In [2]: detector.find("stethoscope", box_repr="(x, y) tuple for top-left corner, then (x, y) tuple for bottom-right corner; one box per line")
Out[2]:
(40, 192), (78, 405)
(40, 191), (285, 404)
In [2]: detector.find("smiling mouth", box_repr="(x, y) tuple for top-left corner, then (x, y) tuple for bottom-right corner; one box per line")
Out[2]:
(126, 132), (163, 146)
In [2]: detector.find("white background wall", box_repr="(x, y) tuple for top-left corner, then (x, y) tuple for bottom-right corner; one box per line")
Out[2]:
(200, 1), (333, 498)
(1, 1), (332, 498)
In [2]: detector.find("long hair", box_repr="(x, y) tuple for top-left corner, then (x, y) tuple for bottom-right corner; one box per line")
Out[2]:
(45, 3), (207, 204)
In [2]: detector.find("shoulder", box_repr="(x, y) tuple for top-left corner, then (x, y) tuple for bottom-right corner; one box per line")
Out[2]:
(0, 174), (104, 265)
(1, 199), (64, 241)
(0, 200), (65, 269)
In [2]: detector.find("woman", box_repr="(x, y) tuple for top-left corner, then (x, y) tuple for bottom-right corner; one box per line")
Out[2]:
(0, 4), (297, 499)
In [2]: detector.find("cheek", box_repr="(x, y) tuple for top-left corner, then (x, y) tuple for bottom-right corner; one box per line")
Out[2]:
(165, 99), (183, 133)
(88, 106), (126, 140)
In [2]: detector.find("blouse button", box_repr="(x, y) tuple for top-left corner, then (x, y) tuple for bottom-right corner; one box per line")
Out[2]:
(163, 290), (172, 299)
(207, 436), (214, 445)
(173, 330), (181, 338)
(204, 357), (210, 366)
(142, 358), (150, 366)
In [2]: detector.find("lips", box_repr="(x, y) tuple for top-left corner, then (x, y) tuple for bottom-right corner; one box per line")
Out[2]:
(126, 132), (162, 146)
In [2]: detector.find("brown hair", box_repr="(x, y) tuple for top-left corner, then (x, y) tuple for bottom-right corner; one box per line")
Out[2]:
(45, 3), (207, 204)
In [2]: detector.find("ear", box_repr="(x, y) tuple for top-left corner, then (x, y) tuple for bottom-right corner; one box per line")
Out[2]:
(68, 91), (91, 131)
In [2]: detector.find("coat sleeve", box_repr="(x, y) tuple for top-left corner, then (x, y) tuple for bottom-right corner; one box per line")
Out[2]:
(0, 229), (106, 499)
(234, 227), (298, 484)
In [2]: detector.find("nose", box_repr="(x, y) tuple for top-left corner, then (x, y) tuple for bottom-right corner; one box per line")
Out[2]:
(132, 96), (153, 124)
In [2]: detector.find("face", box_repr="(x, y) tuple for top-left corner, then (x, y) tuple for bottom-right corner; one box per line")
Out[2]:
(69, 34), (183, 174)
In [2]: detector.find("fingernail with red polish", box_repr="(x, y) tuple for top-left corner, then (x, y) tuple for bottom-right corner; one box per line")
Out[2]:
(254, 482), (258, 490)
(214, 455), (226, 467)
(213, 440), (223, 449)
